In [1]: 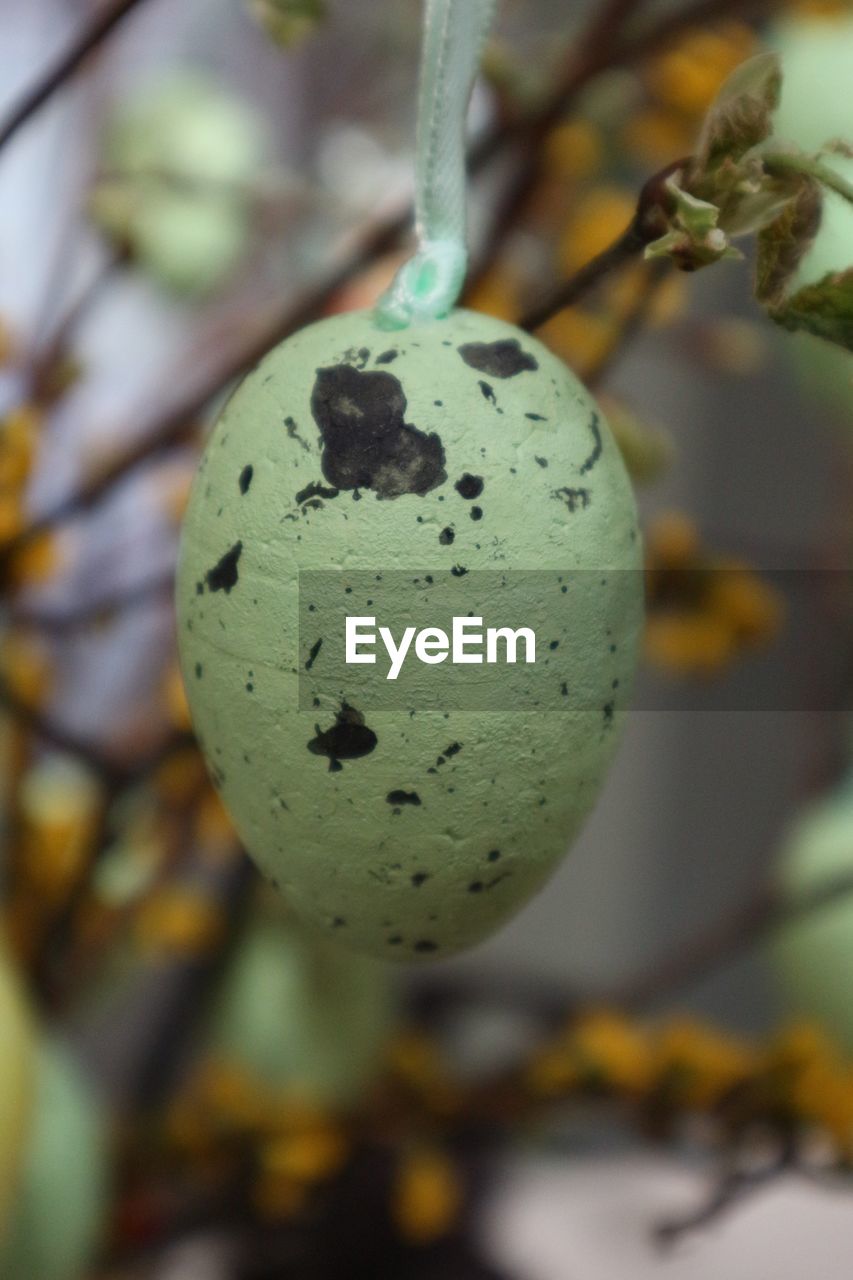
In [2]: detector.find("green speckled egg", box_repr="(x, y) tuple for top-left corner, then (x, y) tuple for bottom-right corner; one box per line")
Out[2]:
(0, 1040), (107, 1280)
(206, 896), (392, 1106)
(772, 16), (853, 422)
(176, 308), (643, 961)
(0, 943), (33, 1239)
(771, 776), (853, 1050)
(91, 71), (267, 296)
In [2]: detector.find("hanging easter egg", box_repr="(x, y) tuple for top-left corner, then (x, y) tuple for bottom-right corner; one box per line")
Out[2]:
(91, 71), (268, 296)
(205, 893), (392, 1106)
(176, 307), (643, 961)
(770, 15), (853, 425)
(0, 1039), (107, 1280)
(0, 943), (34, 1239)
(771, 774), (853, 1051)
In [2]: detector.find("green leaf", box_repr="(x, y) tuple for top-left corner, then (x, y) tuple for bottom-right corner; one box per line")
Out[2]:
(755, 177), (822, 308)
(769, 269), (853, 352)
(644, 177), (741, 270)
(694, 53), (783, 174)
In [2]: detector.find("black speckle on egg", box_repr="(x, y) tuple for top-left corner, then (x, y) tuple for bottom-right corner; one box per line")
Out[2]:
(455, 473), (484, 500)
(305, 638), (323, 671)
(205, 541), (242, 594)
(387, 790), (421, 807)
(307, 702), (378, 770)
(284, 415), (310, 451)
(458, 338), (539, 378)
(375, 349), (398, 364)
(451, 565), (468, 577)
(439, 527), (455, 546)
(580, 412), (603, 474)
(411, 872), (429, 887)
(295, 480), (340, 506)
(194, 662), (203, 679)
(478, 380), (496, 405)
(470, 506), (483, 521)
(553, 487), (590, 513)
(239, 465), (253, 494)
(414, 940), (438, 953)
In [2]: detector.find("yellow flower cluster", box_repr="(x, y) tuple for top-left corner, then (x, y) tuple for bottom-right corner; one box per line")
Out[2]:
(167, 1060), (350, 1221)
(645, 512), (783, 676)
(632, 22), (757, 165)
(392, 1145), (462, 1245)
(525, 1011), (853, 1160)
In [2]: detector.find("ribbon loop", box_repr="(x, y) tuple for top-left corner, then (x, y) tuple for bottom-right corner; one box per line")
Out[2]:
(375, 0), (496, 330)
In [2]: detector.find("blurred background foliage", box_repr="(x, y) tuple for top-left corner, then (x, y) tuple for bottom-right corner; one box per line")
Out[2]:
(2, 1), (853, 1277)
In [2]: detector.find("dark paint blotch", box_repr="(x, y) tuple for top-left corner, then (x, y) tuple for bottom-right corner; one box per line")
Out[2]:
(305, 638), (323, 671)
(580, 412), (603, 474)
(295, 480), (340, 506)
(553, 487), (591, 513)
(455, 473), (484, 500)
(458, 339), (539, 378)
(205, 541), (242, 594)
(387, 790), (422, 807)
(310, 364), (446, 499)
(308, 702), (378, 770)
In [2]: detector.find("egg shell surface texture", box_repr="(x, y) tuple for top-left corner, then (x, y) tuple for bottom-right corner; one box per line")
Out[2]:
(771, 780), (853, 1052)
(205, 908), (392, 1106)
(176, 308), (643, 961)
(0, 1039), (107, 1280)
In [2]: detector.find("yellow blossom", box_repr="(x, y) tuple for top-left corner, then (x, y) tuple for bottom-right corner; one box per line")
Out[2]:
(134, 887), (225, 956)
(545, 120), (603, 181)
(525, 1042), (579, 1096)
(392, 1146), (462, 1245)
(7, 531), (62, 588)
(645, 612), (735, 676)
(621, 107), (696, 167)
(260, 1125), (348, 1185)
(163, 665), (192, 731)
(559, 186), (636, 274)
(18, 756), (102, 902)
(645, 24), (756, 117)
(539, 307), (616, 371)
(0, 631), (53, 706)
(653, 1018), (757, 1107)
(570, 1010), (655, 1093)
(466, 270), (520, 322)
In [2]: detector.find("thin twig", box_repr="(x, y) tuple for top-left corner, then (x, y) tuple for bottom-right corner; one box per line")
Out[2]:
(0, 0), (151, 154)
(585, 258), (671, 386)
(654, 1141), (796, 1245)
(614, 867), (853, 1013)
(520, 225), (648, 331)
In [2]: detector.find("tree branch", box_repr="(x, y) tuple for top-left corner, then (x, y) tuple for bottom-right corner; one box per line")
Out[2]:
(614, 867), (853, 1013)
(0, 0), (151, 154)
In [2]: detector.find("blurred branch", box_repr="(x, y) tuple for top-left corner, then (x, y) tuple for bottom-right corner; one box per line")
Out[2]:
(615, 867), (853, 1013)
(0, 0), (151, 154)
(0, 672), (193, 785)
(11, 570), (174, 633)
(653, 1140), (796, 1245)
